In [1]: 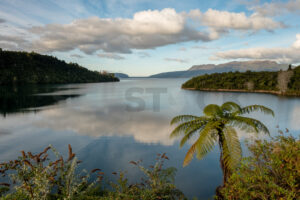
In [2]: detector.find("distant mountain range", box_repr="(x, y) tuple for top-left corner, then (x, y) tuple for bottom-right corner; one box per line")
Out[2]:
(148, 61), (288, 78)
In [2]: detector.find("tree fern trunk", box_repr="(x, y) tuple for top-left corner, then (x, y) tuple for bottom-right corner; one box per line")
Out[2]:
(216, 130), (227, 199)
(217, 127), (228, 186)
(219, 139), (228, 186)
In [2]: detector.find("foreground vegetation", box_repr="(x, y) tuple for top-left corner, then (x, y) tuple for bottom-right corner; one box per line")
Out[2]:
(218, 133), (300, 200)
(182, 65), (300, 95)
(0, 49), (119, 85)
(0, 132), (298, 199)
(0, 145), (185, 200)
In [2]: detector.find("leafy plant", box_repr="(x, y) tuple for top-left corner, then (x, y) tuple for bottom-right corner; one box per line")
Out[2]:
(217, 132), (300, 200)
(105, 153), (185, 200)
(170, 102), (273, 185)
(0, 146), (184, 199)
(0, 145), (94, 200)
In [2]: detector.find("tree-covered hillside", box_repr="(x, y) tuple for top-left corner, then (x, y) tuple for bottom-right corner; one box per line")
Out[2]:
(0, 49), (119, 85)
(182, 66), (300, 95)
(288, 66), (300, 91)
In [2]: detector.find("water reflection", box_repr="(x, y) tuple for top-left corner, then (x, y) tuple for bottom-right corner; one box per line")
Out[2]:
(287, 103), (300, 130)
(77, 136), (222, 199)
(0, 79), (299, 199)
(0, 85), (81, 116)
(35, 105), (175, 145)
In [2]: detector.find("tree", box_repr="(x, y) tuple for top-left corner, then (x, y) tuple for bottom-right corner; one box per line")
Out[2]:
(170, 102), (274, 185)
(288, 64), (292, 71)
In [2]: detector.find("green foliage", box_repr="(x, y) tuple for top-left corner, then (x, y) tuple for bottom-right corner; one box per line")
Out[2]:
(0, 50), (119, 85)
(182, 66), (300, 95)
(0, 146), (185, 200)
(0, 145), (93, 200)
(105, 154), (185, 200)
(182, 70), (279, 91)
(170, 102), (273, 184)
(288, 65), (300, 91)
(218, 133), (300, 200)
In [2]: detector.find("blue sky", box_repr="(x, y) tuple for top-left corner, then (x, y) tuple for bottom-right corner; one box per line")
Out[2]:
(0, 0), (299, 76)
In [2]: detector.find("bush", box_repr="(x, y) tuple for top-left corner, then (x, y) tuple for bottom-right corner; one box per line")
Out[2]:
(0, 146), (185, 200)
(104, 154), (185, 200)
(0, 145), (94, 200)
(218, 133), (300, 200)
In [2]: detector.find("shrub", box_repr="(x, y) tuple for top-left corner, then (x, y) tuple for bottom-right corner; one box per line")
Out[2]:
(0, 146), (185, 200)
(0, 145), (94, 200)
(105, 154), (185, 200)
(218, 133), (300, 200)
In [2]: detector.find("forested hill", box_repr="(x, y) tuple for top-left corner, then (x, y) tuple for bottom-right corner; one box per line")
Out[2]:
(182, 66), (300, 96)
(0, 49), (119, 85)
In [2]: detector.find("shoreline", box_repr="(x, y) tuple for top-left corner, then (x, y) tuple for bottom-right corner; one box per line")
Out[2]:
(182, 87), (300, 97)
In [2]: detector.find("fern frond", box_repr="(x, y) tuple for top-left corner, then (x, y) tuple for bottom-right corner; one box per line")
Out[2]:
(170, 115), (201, 125)
(229, 116), (270, 135)
(179, 125), (205, 148)
(237, 105), (274, 117)
(229, 116), (258, 133)
(183, 121), (218, 167)
(170, 119), (208, 138)
(223, 126), (242, 170)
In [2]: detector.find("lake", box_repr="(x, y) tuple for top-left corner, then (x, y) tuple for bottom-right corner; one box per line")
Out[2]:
(0, 78), (299, 199)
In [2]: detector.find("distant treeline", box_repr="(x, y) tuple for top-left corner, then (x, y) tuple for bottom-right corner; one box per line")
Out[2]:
(0, 49), (119, 85)
(182, 65), (300, 95)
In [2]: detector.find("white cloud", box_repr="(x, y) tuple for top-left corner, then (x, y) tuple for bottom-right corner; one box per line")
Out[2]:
(98, 53), (125, 60)
(249, 0), (300, 16)
(0, 18), (5, 23)
(293, 34), (300, 48)
(0, 8), (285, 54)
(0, 35), (27, 44)
(164, 58), (188, 63)
(0, 34), (30, 51)
(189, 8), (284, 32)
(29, 8), (212, 54)
(213, 33), (300, 63)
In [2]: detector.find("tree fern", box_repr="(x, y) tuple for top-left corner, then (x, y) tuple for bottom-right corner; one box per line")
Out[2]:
(170, 101), (273, 184)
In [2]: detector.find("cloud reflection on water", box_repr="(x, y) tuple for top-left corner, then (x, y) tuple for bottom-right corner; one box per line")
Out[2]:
(35, 104), (175, 145)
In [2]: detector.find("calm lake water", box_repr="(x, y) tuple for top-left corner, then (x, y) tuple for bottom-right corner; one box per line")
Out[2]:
(0, 78), (300, 199)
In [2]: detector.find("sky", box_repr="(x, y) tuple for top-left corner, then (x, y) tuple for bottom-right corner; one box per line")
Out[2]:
(0, 0), (300, 76)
